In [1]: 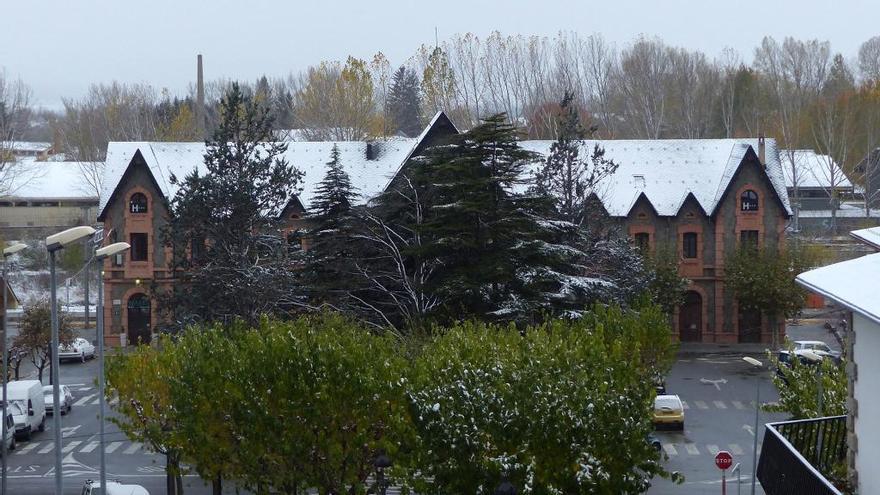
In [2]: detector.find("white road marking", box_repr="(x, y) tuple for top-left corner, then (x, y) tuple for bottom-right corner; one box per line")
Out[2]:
(61, 425), (81, 438)
(15, 442), (39, 455)
(732, 400), (745, 410)
(123, 442), (142, 454)
(730, 444), (744, 456)
(681, 401), (690, 410)
(61, 441), (81, 453)
(663, 444), (678, 456)
(80, 441), (99, 453)
(713, 401), (727, 409)
(685, 443), (700, 455)
(706, 444), (720, 455)
(699, 378), (728, 391)
(76, 387), (93, 392)
(62, 383), (85, 387)
(38, 443), (54, 454)
(73, 394), (96, 406)
(695, 400), (709, 410)
(105, 441), (123, 453)
(743, 425), (755, 436)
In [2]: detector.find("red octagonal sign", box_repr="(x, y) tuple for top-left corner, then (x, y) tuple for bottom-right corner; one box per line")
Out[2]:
(715, 450), (733, 470)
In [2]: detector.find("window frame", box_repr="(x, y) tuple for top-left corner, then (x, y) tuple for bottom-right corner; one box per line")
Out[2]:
(130, 233), (148, 262)
(740, 190), (759, 212)
(740, 230), (760, 250)
(129, 192), (148, 214)
(634, 232), (650, 253)
(682, 232), (698, 259)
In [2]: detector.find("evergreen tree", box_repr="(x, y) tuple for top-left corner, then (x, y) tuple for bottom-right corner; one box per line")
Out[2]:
(388, 66), (422, 137)
(303, 144), (359, 306)
(160, 82), (303, 331)
(533, 91), (618, 226)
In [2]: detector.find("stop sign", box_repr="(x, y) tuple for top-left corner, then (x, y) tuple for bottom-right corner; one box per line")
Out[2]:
(715, 450), (733, 470)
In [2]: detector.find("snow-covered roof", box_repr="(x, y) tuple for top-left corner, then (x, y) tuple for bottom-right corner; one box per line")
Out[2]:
(0, 141), (51, 154)
(98, 139), (417, 216)
(780, 149), (853, 190)
(797, 252), (880, 325)
(851, 226), (880, 249)
(520, 138), (792, 217)
(2, 159), (96, 200)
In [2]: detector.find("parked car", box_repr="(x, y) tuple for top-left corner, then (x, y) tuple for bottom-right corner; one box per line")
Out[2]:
(59, 337), (96, 363)
(652, 394), (684, 430)
(81, 479), (150, 495)
(2, 412), (15, 453)
(653, 375), (666, 395)
(43, 385), (73, 415)
(5, 380), (45, 440)
(792, 340), (841, 360)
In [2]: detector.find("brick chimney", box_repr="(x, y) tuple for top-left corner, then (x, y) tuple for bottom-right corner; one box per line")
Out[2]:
(758, 135), (766, 166)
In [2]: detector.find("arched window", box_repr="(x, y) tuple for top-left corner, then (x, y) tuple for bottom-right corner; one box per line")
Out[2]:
(740, 190), (759, 211)
(129, 193), (148, 213)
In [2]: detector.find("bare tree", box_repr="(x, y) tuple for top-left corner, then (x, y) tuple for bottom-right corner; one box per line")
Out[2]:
(0, 70), (33, 195)
(616, 37), (672, 138)
(718, 48), (741, 138)
(755, 36), (831, 231)
(858, 36), (880, 83)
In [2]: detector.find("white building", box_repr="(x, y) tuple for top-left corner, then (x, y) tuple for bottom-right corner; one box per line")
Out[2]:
(796, 226), (880, 492)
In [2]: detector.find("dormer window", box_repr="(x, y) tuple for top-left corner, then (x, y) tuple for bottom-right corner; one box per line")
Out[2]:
(740, 190), (758, 212)
(129, 193), (148, 214)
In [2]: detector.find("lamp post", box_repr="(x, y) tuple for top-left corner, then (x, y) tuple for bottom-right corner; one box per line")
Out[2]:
(45, 226), (95, 495)
(93, 242), (129, 494)
(742, 356), (763, 495)
(2, 242), (26, 495)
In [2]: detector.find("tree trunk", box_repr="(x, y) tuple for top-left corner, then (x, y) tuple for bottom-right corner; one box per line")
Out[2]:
(212, 474), (222, 495)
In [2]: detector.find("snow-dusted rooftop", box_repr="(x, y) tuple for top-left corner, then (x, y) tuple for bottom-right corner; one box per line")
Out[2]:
(0, 141), (51, 154)
(797, 252), (880, 325)
(99, 139), (417, 215)
(3, 159), (95, 200)
(851, 226), (880, 249)
(521, 138), (792, 217)
(780, 149), (853, 190)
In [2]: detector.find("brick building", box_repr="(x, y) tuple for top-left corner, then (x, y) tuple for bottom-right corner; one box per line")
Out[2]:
(96, 112), (791, 345)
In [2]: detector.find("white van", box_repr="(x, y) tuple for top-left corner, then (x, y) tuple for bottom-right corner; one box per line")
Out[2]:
(6, 380), (46, 440)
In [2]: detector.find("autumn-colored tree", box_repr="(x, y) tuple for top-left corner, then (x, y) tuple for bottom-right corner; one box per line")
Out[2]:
(14, 298), (74, 383)
(294, 57), (375, 140)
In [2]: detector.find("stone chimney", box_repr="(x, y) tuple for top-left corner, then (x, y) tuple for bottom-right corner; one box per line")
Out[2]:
(196, 54), (205, 139)
(758, 135), (766, 167)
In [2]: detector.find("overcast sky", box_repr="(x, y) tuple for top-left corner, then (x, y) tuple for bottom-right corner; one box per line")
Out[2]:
(2, 0), (878, 109)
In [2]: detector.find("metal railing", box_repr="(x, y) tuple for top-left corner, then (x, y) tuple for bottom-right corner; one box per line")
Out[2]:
(757, 416), (847, 495)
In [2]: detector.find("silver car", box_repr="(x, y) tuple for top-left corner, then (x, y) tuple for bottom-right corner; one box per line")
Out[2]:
(58, 338), (96, 363)
(43, 385), (73, 415)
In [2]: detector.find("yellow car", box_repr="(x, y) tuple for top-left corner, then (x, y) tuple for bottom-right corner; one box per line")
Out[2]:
(653, 394), (684, 430)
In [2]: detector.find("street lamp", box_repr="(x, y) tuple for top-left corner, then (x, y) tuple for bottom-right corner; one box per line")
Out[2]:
(2, 242), (25, 495)
(373, 452), (392, 495)
(46, 226), (95, 495)
(742, 356), (763, 495)
(495, 477), (517, 495)
(94, 242), (129, 494)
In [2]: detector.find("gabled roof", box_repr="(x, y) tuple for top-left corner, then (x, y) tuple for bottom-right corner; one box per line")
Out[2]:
(851, 226), (880, 249)
(780, 149), (853, 190)
(3, 159), (96, 200)
(98, 139), (417, 219)
(520, 138), (792, 217)
(797, 252), (880, 325)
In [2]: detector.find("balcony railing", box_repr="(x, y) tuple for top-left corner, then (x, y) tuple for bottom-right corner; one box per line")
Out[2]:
(757, 415), (847, 495)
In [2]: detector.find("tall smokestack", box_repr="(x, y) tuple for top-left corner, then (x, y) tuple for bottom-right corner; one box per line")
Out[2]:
(196, 54), (205, 140)
(758, 135), (766, 167)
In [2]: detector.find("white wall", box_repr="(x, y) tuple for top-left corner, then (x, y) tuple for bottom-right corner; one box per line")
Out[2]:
(854, 312), (880, 494)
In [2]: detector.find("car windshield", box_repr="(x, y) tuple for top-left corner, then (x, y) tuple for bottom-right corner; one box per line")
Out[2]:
(6, 400), (26, 416)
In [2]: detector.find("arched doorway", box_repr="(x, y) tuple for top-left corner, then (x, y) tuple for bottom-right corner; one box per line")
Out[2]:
(127, 294), (151, 345)
(679, 291), (702, 342)
(738, 309), (762, 343)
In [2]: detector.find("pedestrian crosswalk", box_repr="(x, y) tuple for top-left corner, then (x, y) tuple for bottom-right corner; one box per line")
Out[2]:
(679, 399), (763, 411)
(13, 439), (152, 456)
(659, 442), (753, 457)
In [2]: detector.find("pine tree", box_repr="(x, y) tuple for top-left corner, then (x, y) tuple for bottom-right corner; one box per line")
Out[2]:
(161, 82), (303, 330)
(533, 91), (618, 226)
(388, 66), (422, 137)
(303, 144), (359, 306)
